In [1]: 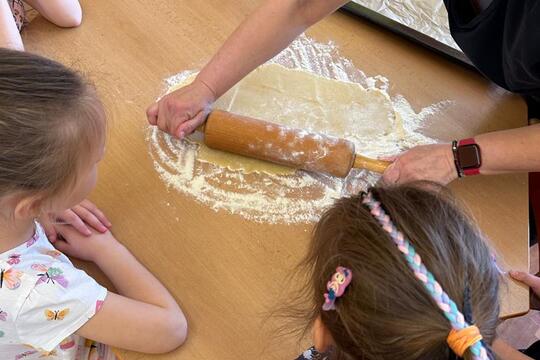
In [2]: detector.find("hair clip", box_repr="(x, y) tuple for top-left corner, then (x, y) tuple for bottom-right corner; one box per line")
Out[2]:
(323, 266), (352, 311)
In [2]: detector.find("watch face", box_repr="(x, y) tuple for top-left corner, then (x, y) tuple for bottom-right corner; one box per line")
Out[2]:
(457, 144), (481, 169)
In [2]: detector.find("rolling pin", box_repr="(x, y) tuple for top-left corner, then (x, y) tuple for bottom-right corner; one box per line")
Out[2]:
(197, 110), (391, 178)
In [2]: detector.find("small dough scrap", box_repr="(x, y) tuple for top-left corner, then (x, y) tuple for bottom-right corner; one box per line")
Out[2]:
(168, 64), (396, 175)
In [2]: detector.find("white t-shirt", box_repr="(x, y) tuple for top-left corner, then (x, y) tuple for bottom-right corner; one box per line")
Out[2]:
(0, 222), (108, 359)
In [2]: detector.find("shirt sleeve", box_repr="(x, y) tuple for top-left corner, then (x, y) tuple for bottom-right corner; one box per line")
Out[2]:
(504, 2), (540, 97)
(14, 261), (107, 352)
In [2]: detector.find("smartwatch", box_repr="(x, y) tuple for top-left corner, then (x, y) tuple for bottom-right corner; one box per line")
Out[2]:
(452, 138), (482, 177)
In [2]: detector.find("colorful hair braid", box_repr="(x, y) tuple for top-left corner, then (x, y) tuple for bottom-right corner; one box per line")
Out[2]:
(361, 191), (490, 360)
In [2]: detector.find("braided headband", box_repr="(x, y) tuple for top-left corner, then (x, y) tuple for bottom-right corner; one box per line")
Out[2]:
(361, 191), (489, 360)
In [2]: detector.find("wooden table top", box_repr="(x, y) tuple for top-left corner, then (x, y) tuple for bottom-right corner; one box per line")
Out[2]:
(23, 0), (528, 359)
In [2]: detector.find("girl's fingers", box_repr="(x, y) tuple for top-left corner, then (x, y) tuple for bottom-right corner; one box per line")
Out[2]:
(42, 219), (58, 243)
(509, 271), (540, 295)
(72, 205), (107, 233)
(55, 223), (79, 238)
(52, 238), (71, 253)
(61, 209), (92, 236)
(80, 200), (111, 228)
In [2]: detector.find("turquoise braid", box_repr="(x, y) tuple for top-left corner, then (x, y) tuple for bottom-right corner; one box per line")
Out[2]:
(361, 192), (489, 360)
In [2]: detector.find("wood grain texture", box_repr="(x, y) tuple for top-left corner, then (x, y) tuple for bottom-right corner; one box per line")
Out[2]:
(22, 0), (528, 358)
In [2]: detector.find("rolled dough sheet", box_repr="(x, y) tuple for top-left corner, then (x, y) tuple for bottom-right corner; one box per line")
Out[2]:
(168, 64), (397, 175)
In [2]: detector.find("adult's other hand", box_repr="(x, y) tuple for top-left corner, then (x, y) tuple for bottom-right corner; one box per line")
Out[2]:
(382, 143), (457, 185)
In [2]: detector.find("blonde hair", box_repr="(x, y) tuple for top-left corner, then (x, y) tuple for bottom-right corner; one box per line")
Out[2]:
(283, 183), (499, 360)
(0, 48), (105, 204)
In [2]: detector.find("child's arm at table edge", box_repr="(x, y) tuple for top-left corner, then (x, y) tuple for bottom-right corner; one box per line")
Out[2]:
(66, 229), (187, 354)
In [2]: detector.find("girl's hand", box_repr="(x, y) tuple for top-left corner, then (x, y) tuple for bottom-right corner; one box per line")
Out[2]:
(509, 270), (540, 303)
(41, 199), (112, 243)
(146, 78), (216, 139)
(382, 143), (458, 185)
(53, 224), (120, 263)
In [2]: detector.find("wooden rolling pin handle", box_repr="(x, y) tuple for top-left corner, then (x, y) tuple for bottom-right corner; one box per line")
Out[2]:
(353, 154), (391, 173)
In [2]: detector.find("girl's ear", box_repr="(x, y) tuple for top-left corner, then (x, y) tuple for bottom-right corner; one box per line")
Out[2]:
(14, 194), (44, 219)
(313, 316), (334, 353)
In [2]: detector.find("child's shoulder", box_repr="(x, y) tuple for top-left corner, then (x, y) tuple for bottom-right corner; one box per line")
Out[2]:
(0, 222), (106, 352)
(1, 222), (74, 274)
(0, 222), (85, 315)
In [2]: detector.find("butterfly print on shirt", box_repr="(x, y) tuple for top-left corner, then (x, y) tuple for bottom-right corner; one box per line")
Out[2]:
(0, 268), (23, 290)
(31, 264), (69, 288)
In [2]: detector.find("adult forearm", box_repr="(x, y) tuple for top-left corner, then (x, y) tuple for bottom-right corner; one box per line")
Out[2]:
(95, 242), (179, 310)
(382, 124), (540, 185)
(197, 0), (347, 98)
(476, 124), (540, 175)
(0, 1), (23, 50)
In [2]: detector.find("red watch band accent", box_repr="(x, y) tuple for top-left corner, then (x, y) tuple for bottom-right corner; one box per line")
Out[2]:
(458, 138), (480, 176)
(463, 167), (480, 176)
(458, 138), (476, 146)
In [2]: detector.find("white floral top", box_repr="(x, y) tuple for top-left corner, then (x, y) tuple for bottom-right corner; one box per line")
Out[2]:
(0, 222), (108, 359)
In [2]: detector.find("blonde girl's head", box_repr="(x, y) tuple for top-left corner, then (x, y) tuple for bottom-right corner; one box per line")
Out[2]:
(0, 48), (106, 217)
(289, 183), (499, 360)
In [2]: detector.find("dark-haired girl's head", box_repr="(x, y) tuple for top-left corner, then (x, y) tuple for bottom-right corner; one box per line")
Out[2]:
(291, 183), (499, 360)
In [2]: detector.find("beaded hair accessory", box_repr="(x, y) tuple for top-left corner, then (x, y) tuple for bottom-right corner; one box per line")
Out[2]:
(361, 191), (490, 360)
(322, 266), (352, 311)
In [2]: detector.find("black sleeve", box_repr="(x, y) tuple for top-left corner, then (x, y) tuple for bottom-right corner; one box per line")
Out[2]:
(444, 1), (540, 99)
(503, 2), (540, 97)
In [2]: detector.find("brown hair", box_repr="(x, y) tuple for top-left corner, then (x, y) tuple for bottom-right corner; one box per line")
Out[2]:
(285, 182), (499, 360)
(0, 48), (105, 206)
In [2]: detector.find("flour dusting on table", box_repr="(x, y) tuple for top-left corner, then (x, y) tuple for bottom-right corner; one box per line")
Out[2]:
(148, 35), (450, 224)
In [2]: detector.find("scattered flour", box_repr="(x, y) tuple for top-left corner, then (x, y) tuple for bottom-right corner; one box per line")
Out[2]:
(148, 35), (452, 224)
